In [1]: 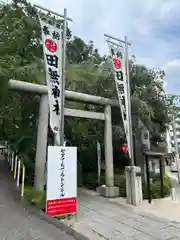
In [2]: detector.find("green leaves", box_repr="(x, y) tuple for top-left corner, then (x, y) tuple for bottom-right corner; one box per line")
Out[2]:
(129, 61), (172, 144)
(0, 0), (173, 175)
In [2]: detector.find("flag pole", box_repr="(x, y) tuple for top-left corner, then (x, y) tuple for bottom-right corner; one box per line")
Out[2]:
(60, 8), (67, 146)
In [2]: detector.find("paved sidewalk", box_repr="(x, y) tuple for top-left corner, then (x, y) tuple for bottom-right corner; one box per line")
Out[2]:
(131, 170), (180, 223)
(78, 188), (180, 239)
(3, 157), (180, 240)
(0, 160), (75, 240)
(134, 197), (180, 223)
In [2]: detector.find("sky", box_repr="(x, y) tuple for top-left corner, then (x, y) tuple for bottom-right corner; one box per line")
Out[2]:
(31, 0), (180, 95)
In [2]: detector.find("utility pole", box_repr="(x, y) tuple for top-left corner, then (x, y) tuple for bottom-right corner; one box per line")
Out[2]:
(172, 117), (180, 183)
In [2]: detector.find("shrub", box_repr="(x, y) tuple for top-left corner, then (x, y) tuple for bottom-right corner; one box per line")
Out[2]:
(164, 175), (172, 188)
(143, 175), (172, 199)
(114, 174), (126, 197)
(151, 181), (170, 198)
(83, 172), (172, 199)
(82, 172), (99, 189)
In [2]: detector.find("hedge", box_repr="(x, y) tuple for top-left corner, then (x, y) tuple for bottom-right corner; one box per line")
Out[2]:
(83, 172), (172, 199)
(24, 172), (172, 212)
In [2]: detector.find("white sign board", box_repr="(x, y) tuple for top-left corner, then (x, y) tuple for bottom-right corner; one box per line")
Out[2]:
(46, 146), (77, 216)
(97, 141), (101, 185)
(39, 17), (62, 134)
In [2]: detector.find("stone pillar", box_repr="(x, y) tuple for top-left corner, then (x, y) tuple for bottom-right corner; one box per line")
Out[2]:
(125, 166), (143, 206)
(34, 94), (49, 191)
(99, 105), (119, 197)
(104, 105), (114, 187)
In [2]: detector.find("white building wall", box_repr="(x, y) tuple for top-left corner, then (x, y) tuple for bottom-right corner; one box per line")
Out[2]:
(166, 120), (180, 154)
(166, 128), (173, 153)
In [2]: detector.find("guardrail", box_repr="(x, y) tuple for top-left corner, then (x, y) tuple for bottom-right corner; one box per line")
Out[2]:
(7, 151), (25, 198)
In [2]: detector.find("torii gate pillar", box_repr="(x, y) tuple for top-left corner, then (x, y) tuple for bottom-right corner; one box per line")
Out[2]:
(34, 94), (49, 190)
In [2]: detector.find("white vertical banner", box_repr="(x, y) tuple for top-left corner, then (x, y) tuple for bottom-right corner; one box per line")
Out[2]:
(107, 43), (130, 157)
(39, 17), (62, 134)
(46, 146), (77, 216)
(97, 141), (101, 185)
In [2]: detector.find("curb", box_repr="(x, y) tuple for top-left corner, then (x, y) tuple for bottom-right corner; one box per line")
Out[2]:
(6, 165), (89, 240)
(23, 203), (90, 240)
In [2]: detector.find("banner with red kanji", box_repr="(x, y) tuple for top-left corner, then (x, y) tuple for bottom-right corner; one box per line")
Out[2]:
(39, 17), (62, 134)
(107, 42), (130, 158)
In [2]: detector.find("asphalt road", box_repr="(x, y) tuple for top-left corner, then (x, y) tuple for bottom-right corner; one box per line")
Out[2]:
(0, 160), (76, 240)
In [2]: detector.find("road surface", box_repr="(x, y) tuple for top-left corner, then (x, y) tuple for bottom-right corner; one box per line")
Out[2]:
(0, 160), (75, 240)
(2, 157), (180, 240)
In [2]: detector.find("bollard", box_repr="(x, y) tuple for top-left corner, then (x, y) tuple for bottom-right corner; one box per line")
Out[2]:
(172, 187), (176, 201)
(11, 153), (14, 172)
(14, 156), (18, 179)
(21, 165), (25, 198)
(9, 153), (12, 168)
(17, 160), (21, 188)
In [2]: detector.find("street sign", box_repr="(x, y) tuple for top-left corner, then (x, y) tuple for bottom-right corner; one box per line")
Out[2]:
(46, 146), (77, 216)
(97, 141), (101, 185)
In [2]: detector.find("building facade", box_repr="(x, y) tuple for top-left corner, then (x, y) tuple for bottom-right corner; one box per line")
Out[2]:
(166, 119), (180, 154)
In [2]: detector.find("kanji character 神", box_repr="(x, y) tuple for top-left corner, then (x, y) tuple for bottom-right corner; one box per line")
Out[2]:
(52, 85), (60, 98)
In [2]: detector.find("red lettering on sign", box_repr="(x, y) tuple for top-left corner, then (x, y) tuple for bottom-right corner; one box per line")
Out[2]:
(46, 197), (77, 216)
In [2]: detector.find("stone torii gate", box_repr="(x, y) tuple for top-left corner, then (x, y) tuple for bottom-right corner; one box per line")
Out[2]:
(8, 79), (120, 197)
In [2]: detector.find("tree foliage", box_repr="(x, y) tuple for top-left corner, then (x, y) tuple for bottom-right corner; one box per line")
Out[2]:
(0, 0), (174, 176)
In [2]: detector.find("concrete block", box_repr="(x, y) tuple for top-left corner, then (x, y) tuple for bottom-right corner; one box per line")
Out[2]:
(99, 186), (119, 198)
(125, 166), (143, 206)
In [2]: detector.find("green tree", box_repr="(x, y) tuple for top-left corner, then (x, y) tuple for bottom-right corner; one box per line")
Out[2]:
(0, 0), (173, 179)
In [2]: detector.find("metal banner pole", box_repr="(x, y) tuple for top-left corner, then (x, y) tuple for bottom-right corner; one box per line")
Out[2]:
(60, 8), (67, 146)
(34, 4), (73, 21)
(125, 36), (134, 165)
(104, 33), (134, 165)
(104, 33), (131, 45)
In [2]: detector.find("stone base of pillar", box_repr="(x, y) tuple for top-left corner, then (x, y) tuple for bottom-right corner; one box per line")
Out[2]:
(98, 186), (119, 198)
(125, 166), (143, 206)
